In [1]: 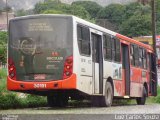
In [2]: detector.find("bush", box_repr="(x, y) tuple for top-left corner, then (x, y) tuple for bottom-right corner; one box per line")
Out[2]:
(0, 69), (7, 93)
(0, 69), (47, 109)
(152, 86), (160, 103)
(25, 95), (47, 108)
(0, 93), (47, 109)
(0, 93), (22, 109)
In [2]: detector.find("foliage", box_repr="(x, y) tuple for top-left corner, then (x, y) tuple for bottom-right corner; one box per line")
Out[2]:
(119, 14), (151, 37)
(124, 2), (151, 20)
(24, 95), (47, 108)
(0, 93), (23, 109)
(96, 2), (153, 36)
(34, 0), (61, 14)
(43, 9), (64, 14)
(152, 86), (160, 103)
(0, 32), (7, 64)
(0, 93), (47, 109)
(124, 3), (152, 36)
(34, 0), (91, 20)
(15, 9), (30, 17)
(156, 0), (160, 34)
(97, 4), (126, 26)
(72, 1), (102, 18)
(0, 69), (7, 92)
(0, 69), (47, 109)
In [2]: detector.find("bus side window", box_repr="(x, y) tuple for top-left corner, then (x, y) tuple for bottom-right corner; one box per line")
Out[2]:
(111, 37), (116, 61)
(139, 48), (143, 68)
(142, 49), (147, 69)
(103, 34), (112, 60)
(134, 45), (139, 67)
(130, 45), (135, 66)
(77, 25), (90, 56)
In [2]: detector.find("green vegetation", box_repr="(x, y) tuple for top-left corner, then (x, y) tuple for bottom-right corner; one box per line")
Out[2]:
(149, 86), (160, 103)
(72, 1), (102, 18)
(0, 32), (7, 64)
(34, 0), (91, 20)
(0, 69), (47, 109)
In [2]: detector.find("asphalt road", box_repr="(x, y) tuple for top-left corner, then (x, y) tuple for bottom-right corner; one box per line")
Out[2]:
(0, 104), (160, 120)
(1, 104), (160, 114)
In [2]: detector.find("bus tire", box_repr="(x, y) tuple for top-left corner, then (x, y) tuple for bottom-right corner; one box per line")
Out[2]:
(136, 86), (147, 105)
(101, 81), (113, 107)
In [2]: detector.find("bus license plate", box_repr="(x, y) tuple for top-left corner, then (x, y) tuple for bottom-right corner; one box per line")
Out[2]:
(34, 74), (46, 80)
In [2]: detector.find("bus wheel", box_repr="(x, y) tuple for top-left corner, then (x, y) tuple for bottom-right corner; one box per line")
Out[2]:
(101, 82), (113, 107)
(136, 86), (147, 105)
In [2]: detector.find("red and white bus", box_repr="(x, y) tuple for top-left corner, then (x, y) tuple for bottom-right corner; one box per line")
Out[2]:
(7, 14), (157, 107)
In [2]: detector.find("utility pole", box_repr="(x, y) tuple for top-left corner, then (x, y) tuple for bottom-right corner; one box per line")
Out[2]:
(6, 0), (8, 31)
(151, 0), (157, 96)
(151, 0), (156, 53)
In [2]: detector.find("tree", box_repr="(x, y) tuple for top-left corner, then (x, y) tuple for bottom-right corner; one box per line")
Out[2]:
(43, 9), (64, 14)
(119, 14), (151, 37)
(156, 0), (160, 34)
(72, 1), (102, 18)
(34, 0), (91, 21)
(34, 0), (61, 14)
(97, 4), (126, 26)
(16, 9), (27, 16)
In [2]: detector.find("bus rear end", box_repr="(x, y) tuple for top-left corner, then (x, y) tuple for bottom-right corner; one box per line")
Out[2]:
(7, 15), (76, 100)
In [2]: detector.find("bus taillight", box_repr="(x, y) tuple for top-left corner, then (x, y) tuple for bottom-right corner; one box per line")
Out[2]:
(63, 56), (73, 79)
(8, 59), (16, 80)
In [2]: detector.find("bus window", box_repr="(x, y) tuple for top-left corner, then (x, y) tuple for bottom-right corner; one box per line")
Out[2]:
(139, 48), (143, 68)
(103, 34), (112, 60)
(130, 45), (135, 66)
(142, 49), (147, 69)
(134, 45), (139, 67)
(77, 25), (90, 56)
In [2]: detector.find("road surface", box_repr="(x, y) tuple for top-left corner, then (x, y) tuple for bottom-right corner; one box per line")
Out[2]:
(0, 104), (160, 120)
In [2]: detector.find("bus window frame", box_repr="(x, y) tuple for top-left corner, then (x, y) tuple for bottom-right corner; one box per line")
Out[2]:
(103, 33), (112, 61)
(77, 24), (91, 57)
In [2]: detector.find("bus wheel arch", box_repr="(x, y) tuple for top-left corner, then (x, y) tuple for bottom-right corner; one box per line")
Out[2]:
(136, 83), (147, 105)
(101, 77), (114, 107)
(107, 77), (114, 90)
(143, 82), (148, 97)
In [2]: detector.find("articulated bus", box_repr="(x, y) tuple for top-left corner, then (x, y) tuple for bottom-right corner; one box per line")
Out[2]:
(7, 15), (157, 107)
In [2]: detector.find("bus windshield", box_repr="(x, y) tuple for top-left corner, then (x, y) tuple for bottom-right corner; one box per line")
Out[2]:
(9, 16), (73, 81)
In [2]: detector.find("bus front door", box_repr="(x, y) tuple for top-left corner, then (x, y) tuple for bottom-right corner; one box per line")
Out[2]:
(91, 33), (103, 94)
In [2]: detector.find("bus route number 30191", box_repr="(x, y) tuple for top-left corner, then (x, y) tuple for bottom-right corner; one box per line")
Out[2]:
(34, 83), (47, 88)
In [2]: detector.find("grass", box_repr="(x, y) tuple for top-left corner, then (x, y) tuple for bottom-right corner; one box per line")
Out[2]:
(0, 68), (47, 109)
(147, 86), (160, 104)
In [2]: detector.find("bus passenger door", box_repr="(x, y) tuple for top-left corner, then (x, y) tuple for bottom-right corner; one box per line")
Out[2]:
(91, 32), (103, 94)
(148, 53), (157, 96)
(121, 43), (130, 96)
